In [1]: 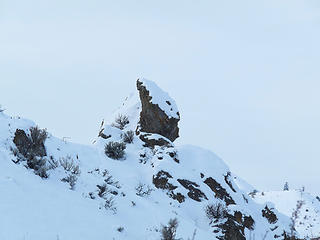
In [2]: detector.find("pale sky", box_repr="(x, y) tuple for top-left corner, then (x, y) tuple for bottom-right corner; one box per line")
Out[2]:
(1, 0), (320, 195)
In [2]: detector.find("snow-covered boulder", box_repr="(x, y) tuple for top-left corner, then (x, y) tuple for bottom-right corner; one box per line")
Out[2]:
(136, 78), (180, 146)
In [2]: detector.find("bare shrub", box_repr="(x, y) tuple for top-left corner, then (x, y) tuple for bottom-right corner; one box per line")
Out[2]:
(248, 189), (258, 198)
(61, 174), (77, 190)
(47, 157), (59, 170)
(97, 184), (109, 198)
(32, 157), (49, 178)
(60, 156), (81, 175)
(290, 200), (304, 238)
(205, 202), (227, 222)
(94, 183), (117, 213)
(105, 141), (126, 159)
(161, 218), (180, 240)
(135, 183), (153, 197)
(0, 105), (5, 113)
(112, 114), (129, 130)
(30, 126), (48, 149)
(105, 196), (117, 214)
(121, 130), (134, 143)
(103, 171), (121, 189)
(59, 156), (80, 190)
(26, 156), (48, 178)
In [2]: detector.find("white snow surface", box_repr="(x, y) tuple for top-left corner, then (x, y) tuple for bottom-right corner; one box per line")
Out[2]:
(0, 111), (295, 240)
(0, 80), (318, 240)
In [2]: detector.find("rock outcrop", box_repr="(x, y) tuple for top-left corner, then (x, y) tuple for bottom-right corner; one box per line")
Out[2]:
(13, 127), (47, 159)
(136, 79), (180, 146)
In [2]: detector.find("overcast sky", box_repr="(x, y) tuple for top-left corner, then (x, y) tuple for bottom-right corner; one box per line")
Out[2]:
(1, 0), (320, 195)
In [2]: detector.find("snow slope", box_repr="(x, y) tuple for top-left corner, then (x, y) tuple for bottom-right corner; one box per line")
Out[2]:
(254, 190), (320, 239)
(0, 80), (316, 240)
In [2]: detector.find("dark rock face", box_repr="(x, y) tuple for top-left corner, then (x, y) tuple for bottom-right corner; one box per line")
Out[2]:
(216, 216), (246, 240)
(136, 80), (180, 143)
(153, 170), (185, 203)
(262, 206), (278, 224)
(224, 172), (236, 193)
(215, 211), (254, 240)
(139, 133), (172, 148)
(177, 179), (207, 202)
(204, 177), (235, 205)
(98, 128), (111, 140)
(13, 128), (47, 159)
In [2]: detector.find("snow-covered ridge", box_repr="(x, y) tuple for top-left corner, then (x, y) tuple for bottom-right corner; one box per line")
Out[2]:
(0, 78), (318, 240)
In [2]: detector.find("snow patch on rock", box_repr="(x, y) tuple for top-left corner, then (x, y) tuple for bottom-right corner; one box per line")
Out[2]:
(138, 78), (179, 119)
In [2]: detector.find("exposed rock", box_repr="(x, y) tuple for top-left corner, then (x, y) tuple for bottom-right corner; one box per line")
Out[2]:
(215, 211), (254, 240)
(216, 216), (246, 240)
(13, 128), (47, 159)
(224, 172), (236, 193)
(153, 170), (185, 203)
(98, 128), (111, 140)
(136, 79), (180, 144)
(262, 206), (278, 224)
(153, 171), (176, 190)
(204, 177), (235, 205)
(139, 133), (172, 148)
(243, 215), (255, 230)
(177, 179), (207, 202)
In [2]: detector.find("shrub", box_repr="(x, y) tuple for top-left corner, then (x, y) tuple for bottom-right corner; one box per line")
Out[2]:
(205, 202), (227, 222)
(121, 130), (134, 143)
(60, 156), (81, 175)
(13, 127), (47, 160)
(29, 157), (49, 178)
(59, 156), (81, 190)
(94, 183), (117, 213)
(112, 114), (129, 130)
(97, 184), (109, 198)
(135, 183), (153, 197)
(161, 218), (180, 240)
(105, 141), (126, 159)
(47, 157), (59, 170)
(30, 126), (48, 149)
(290, 200), (304, 237)
(248, 189), (258, 198)
(0, 105), (5, 113)
(105, 196), (117, 214)
(117, 226), (124, 232)
(61, 174), (77, 190)
(103, 171), (121, 189)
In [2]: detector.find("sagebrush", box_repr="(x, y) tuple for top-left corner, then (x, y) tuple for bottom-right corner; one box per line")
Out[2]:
(161, 218), (180, 240)
(205, 202), (227, 222)
(112, 114), (129, 130)
(105, 141), (126, 159)
(121, 130), (134, 144)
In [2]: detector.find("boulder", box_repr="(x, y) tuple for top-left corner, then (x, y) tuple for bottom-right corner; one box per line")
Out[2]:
(136, 79), (180, 143)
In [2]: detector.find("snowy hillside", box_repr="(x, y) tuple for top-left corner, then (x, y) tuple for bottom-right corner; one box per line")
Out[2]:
(254, 190), (320, 239)
(0, 78), (317, 240)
